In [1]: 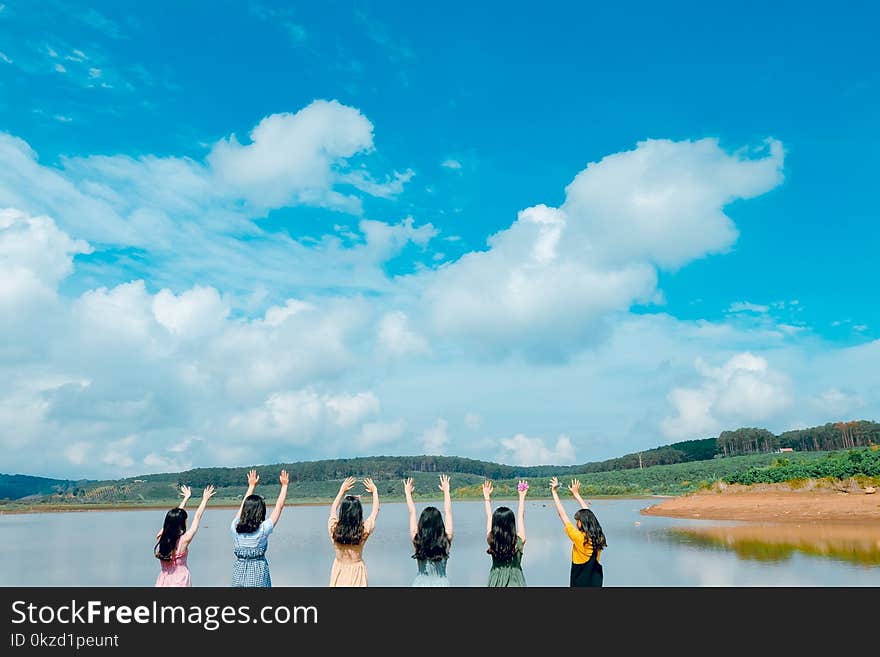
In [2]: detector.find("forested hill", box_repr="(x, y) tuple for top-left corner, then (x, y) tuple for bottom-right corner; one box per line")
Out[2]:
(1, 420), (878, 502)
(0, 474), (82, 500)
(102, 438), (721, 489)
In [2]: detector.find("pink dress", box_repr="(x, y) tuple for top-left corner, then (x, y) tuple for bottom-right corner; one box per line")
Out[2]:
(155, 539), (191, 587)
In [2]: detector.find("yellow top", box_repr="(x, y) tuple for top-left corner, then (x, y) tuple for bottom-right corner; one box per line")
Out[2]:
(565, 521), (600, 565)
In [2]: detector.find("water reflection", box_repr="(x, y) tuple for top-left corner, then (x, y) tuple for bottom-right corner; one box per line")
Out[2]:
(670, 523), (880, 566)
(2, 500), (880, 586)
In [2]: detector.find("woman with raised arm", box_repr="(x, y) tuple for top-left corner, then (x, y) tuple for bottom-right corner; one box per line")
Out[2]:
(404, 474), (454, 587)
(230, 468), (289, 588)
(328, 476), (379, 587)
(483, 479), (528, 587)
(154, 484), (215, 587)
(550, 477), (606, 587)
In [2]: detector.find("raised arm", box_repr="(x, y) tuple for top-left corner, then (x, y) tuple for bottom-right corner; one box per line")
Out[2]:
(439, 474), (453, 540)
(181, 485), (215, 547)
(549, 477), (569, 525)
(404, 477), (418, 540)
(330, 476), (357, 517)
(235, 469), (259, 520)
(362, 478), (380, 526)
(568, 478), (589, 509)
(269, 470), (289, 526)
(177, 484), (192, 510)
(516, 480), (528, 543)
(482, 480), (493, 537)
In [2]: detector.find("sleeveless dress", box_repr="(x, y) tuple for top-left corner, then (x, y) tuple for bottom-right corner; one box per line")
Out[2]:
(412, 557), (450, 587)
(488, 536), (526, 587)
(231, 516), (274, 588)
(570, 548), (603, 587)
(564, 521), (603, 587)
(328, 514), (374, 587)
(155, 538), (191, 587)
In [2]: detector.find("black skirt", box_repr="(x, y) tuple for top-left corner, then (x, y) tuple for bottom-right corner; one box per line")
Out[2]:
(570, 549), (603, 587)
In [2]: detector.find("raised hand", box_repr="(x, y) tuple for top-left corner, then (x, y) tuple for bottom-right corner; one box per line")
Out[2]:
(279, 470), (289, 486)
(179, 484), (192, 499)
(550, 476), (560, 491)
(517, 480), (529, 497)
(247, 469), (259, 487)
(340, 476), (357, 494)
(201, 485), (215, 500)
(482, 480), (493, 500)
(439, 474), (451, 494)
(568, 479), (581, 495)
(403, 477), (415, 496)
(362, 477), (377, 494)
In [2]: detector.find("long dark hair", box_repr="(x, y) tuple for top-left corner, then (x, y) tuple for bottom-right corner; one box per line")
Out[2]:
(236, 494), (266, 534)
(574, 508), (607, 551)
(155, 508), (187, 561)
(487, 506), (517, 562)
(332, 495), (364, 545)
(412, 506), (450, 561)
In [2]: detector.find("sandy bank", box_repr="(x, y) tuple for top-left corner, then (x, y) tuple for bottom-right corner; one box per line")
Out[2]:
(641, 484), (880, 523)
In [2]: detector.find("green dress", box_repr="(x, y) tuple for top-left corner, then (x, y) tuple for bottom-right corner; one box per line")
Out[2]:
(488, 536), (526, 587)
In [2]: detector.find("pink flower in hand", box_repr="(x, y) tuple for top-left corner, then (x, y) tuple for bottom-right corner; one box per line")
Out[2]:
(517, 481), (529, 492)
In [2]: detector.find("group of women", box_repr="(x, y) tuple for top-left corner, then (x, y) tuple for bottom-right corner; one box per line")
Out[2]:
(154, 470), (607, 588)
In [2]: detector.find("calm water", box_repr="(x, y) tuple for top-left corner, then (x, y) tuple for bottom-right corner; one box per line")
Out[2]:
(2, 499), (879, 586)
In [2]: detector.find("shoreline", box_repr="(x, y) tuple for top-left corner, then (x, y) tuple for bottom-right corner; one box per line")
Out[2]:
(641, 487), (880, 524)
(0, 494), (663, 516)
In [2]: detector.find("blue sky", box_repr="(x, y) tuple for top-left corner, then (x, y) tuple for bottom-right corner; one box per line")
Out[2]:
(0, 1), (878, 478)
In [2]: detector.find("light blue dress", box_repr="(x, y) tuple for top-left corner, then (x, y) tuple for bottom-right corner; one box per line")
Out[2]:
(230, 516), (274, 587)
(412, 557), (450, 587)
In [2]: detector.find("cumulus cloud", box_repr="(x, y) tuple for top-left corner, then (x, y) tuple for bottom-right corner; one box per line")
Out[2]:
(420, 138), (783, 358)
(0, 208), (91, 311)
(499, 434), (576, 466)
(7, 118), (870, 481)
(662, 353), (792, 440)
(358, 419), (407, 448)
(421, 419), (449, 454)
(207, 100), (378, 211)
(810, 388), (865, 418)
(377, 311), (429, 357)
(464, 412), (482, 430)
(152, 286), (230, 338)
(228, 389), (380, 444)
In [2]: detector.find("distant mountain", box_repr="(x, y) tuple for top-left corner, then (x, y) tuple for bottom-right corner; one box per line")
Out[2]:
(0, 474), (84, 501)
(3, 420), (876, 504)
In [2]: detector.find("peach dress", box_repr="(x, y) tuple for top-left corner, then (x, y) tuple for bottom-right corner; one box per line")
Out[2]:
(328, 515), (375, 587)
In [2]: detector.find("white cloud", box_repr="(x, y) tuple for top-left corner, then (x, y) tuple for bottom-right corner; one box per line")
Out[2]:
(377, 311), (429, 358)
(728, 301), (769, 313)
(441, 158), (462, 170)
(420, 138), (783, 358)
(358, 419), (406, 448)
(5, 118), (876, 480)
(228, 389), (380, 444)
(64, 442), (91, 465)
(421, 419), (449, 454)
(810, 388), (865, 418)
(499, 434), (576, 466)
(0, 52), (12, 64)
(0, 208), (91, 314)
(206, 100), (378, 211)
(102, 435), (137, 469)
(152, 285), (230, 338)
(464, 412), (482, 430)
(662, 353), (792, 439)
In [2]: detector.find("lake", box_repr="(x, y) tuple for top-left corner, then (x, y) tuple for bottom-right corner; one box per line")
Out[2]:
(2, 499), (879, 586)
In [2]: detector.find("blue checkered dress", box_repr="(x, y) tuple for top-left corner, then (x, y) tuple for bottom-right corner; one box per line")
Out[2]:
(230, 517), (274, 588)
